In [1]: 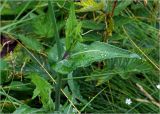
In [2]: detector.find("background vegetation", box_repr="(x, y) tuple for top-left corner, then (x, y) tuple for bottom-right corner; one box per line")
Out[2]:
(0, 0), (159, 113)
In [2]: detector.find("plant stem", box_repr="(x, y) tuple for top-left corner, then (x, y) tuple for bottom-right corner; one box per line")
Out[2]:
(48, 1), (62, 111)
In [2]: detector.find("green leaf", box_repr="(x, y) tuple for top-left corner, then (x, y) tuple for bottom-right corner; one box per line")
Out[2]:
(114, 16), (134, 28)
(95, 75), (114, 86)
(18, 34), (43, 52)
(13, 105), (45, 114)
(53, 41), (141, 74)
(29, 73), (54, 111)
(47, 39), (66, 63)
(1, 1), (36, 15)
(67, 72), (87, 104)
(32, 7), (65, 39)
(0, 59), (11, 84)
(83, 33), (102, 42)
(82, 20), (105, 30)
(76, 0), (104, 12)
(65, 3), (82, 51)
(65, 3), (77, 51)
(87, 58), (152, 86)
(4, 81), (32, 91)
(32, 14), (54, 38)
(0, 59), (8, 70)
(114, 0), (132, 16)
(107, 58), (152, 79)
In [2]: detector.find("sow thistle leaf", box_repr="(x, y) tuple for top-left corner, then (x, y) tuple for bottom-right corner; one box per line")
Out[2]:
(76, 0), (104, 12)
(18, 34), (43, 52)
(87, 58), (152, 86)
(107, 58), (152, 76)
(29, 73), (54, 111)
(54, 41), (141, 74)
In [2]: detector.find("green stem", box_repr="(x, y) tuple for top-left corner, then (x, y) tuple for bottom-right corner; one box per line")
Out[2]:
(55, 75), (62, 111)
(48, 1), (62, 111)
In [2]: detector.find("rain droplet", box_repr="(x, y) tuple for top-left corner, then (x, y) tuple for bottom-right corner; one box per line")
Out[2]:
(130, 54), (141, 59)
